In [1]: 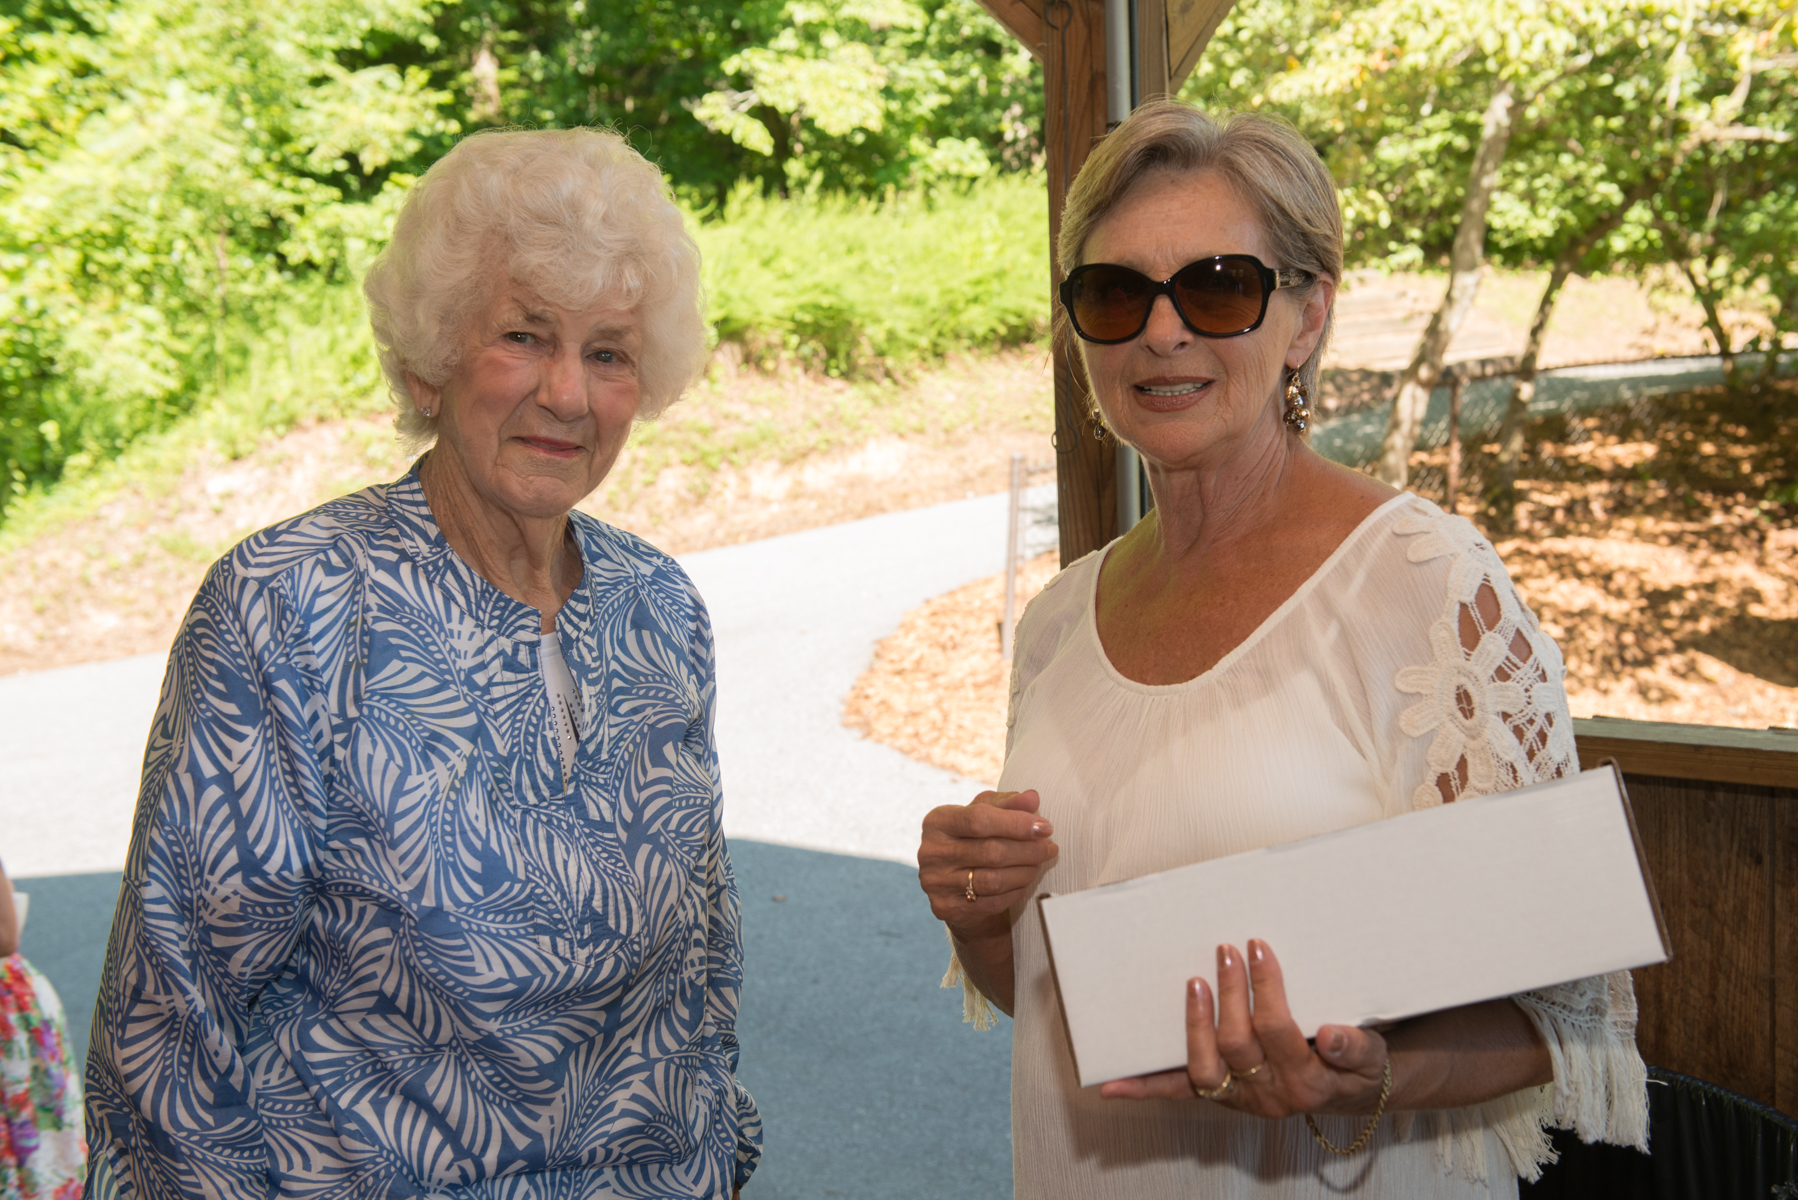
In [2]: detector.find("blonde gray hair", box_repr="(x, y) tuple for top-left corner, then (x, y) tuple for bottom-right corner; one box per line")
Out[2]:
(1057, 101), (1342, 400)
(364, 127), (706, 450)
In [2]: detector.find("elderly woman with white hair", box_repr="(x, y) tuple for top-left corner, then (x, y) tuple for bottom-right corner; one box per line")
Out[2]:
(85, 129), (761, 1199)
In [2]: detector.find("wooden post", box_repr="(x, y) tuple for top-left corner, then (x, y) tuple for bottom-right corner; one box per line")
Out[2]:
(977, 0), (1238, 565)
(1446, 375), (1463, 514)
(1043, 0), (1115, 564)
(1166, 0), (1235, 89)
(1136, 0), (1171, 100)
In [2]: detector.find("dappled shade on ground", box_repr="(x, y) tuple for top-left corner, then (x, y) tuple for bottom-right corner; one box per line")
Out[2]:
(846, 383), (1798, 785)
(1490, 382), (1798, 726)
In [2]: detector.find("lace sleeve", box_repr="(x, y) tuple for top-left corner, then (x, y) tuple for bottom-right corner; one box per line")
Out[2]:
(1390, 507), (1648, 1182)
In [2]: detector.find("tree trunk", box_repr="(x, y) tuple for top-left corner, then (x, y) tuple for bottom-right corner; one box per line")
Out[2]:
(1478, 165), (1666, 514)
(1680, 260), (1737, 381)
(1494, 257), (1573, 469)
(1375, 79), (1517, 487)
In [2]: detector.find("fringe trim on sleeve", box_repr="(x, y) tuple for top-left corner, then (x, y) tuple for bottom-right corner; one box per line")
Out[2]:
(1514, 972), (1651, 1153)
(940, 926), (996, 1031)
(1391, 975), (1649, 1184)
(1393, 1087), (1559, 1184)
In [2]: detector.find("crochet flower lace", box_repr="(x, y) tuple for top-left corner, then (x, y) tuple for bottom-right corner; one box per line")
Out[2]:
(1392, 506), (1646, 1181)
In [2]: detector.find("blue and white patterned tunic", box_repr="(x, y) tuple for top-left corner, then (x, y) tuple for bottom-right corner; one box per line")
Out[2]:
(85, 467), (762, 1199)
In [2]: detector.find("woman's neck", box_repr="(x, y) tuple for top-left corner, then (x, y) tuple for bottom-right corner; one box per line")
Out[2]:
(1140, 425), (1310, 566)
(419, 453), (581, 633)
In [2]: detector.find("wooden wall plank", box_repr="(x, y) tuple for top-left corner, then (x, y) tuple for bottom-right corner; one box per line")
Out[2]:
(1626, 774), (1778, 1108)
(1776, 792), (1798, 1115)
(1167, 0), (1237, 92)
(974, 0), (1047, 57)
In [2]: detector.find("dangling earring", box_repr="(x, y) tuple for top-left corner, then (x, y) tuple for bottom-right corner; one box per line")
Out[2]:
(1282, 370), (1311, 433)
(1088, 409), (1109, 441)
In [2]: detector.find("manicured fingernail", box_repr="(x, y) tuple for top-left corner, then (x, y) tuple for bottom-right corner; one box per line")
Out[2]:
(1190, 977), (1205, 1000)
(1032, 821), (1053, 838)
(1326, 1030), (1346, 1056)
(1218, 945), (1235, 971)
(1250, 940), (1266, 964)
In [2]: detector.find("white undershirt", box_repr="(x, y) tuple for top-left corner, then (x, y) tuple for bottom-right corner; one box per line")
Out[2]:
(539, 628), (582, 784)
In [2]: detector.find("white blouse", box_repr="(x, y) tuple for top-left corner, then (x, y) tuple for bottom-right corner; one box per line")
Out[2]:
(945, 493), (1648, 1199)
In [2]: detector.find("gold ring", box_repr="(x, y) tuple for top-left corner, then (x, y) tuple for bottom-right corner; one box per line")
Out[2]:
(1193, 1070), (1234, 1101)
(1235, 1062), (1267, 1080)
(965, 870), (978, 902)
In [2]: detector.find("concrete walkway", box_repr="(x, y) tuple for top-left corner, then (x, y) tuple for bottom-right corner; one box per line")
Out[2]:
(0, 486), (1057, 878)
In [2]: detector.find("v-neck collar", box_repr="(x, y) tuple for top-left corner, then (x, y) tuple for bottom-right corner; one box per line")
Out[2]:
(385, 459), (594, 646)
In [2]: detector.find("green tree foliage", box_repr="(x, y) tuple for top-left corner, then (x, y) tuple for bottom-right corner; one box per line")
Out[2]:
(0, 0), (452, 501)
(403, 0), (1040, 199)
(1621, 18), (1798, 380)
(1187, 0), (1795, 287)
(0, 0), (1043, 517)
(686, 0), (1041, 194)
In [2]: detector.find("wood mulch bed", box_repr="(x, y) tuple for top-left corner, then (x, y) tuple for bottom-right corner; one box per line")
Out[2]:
(843, 383), (1798, 786)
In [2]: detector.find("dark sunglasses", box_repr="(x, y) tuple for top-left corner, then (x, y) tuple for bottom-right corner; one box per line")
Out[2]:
(1058, 255), (1316, 344)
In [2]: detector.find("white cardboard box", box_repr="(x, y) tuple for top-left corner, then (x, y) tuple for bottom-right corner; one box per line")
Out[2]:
(1037, 764), (1670, 1088)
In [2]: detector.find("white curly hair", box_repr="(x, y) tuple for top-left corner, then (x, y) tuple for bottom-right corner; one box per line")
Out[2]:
(363, 127), (706, 451)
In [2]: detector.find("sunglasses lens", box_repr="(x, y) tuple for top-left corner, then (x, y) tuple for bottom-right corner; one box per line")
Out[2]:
(1069, 266), (1155, 341)
(1173, 258), (1266, 335)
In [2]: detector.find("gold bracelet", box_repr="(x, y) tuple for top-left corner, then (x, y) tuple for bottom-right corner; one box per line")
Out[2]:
(1304, 1056), (1393, 1157)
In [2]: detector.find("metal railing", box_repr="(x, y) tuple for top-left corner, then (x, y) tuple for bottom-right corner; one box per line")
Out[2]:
(1309, 350), (1793, 513)
(1002, 453), (1055, 661)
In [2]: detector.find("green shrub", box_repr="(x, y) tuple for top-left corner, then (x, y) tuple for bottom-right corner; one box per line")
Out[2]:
(0, 176), (1053, 538)
(696, 171), (1049, 376)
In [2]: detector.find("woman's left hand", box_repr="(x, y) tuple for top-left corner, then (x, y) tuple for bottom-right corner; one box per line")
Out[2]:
(1098, 939), (1391, 1117)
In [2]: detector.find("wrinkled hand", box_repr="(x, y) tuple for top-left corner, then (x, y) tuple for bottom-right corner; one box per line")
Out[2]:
(1099, 940), (1390, 1118)
(917, 790), (1058, 941)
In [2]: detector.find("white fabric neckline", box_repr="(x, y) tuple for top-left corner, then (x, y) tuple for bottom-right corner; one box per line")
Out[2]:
(1083, 490), (1416, 696)
(538, 627), (582, 784)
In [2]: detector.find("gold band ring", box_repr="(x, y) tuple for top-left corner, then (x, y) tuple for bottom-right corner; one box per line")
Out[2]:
(965, 870), (978, 902)
(1193, 1070), (1234, 1101)
(1235, 1062), (1267, 1080)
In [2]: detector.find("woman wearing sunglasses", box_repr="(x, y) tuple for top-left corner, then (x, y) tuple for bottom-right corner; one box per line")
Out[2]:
(916, 100), (1646, 1198)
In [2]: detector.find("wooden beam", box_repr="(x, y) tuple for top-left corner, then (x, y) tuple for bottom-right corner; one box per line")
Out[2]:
(1044, 0), (1116, 564)
(1574, 717), (1798, 789)
(975, 0), (1047, 58)
(1166, 0), (1236, 94)
(1136, 0), (1171, 101)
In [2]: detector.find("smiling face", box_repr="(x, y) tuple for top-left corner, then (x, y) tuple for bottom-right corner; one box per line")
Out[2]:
(1078, 169), (1332, 472)
(409, 284), (643, 524)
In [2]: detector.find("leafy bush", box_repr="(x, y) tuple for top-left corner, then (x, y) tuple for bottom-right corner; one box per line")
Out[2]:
(0, 0), (451, 513)
(697, 171), (1048, 375)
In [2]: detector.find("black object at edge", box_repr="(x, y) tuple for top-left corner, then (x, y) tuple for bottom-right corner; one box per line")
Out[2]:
(1520, 1066), (1798, 1199)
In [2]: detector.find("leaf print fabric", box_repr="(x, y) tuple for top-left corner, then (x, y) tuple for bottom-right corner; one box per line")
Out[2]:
(84, 467), (761, 1199)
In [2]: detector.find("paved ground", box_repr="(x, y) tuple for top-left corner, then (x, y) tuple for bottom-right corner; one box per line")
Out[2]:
(2, 485), (1056, 1199)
